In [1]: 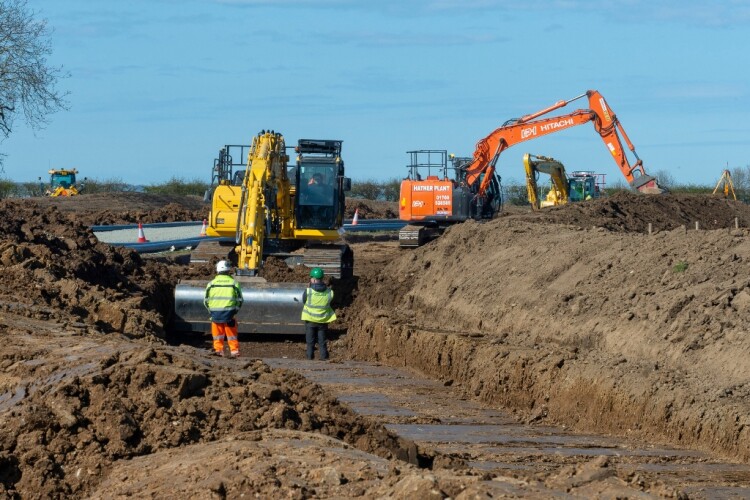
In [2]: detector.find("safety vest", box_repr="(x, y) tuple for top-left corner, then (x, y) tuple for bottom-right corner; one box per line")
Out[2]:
(204, 274), (243, 313)
(301, 287), (337, 324)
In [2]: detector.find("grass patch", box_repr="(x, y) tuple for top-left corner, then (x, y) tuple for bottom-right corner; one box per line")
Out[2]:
(672, 261), (689, 273)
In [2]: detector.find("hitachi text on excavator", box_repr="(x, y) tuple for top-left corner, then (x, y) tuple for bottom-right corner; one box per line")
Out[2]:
(172, 131), (352, 335)
(398, 89), (664, 247)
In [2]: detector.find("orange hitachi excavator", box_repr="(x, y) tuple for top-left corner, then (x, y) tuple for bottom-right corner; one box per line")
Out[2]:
(399, 89), (665, 247)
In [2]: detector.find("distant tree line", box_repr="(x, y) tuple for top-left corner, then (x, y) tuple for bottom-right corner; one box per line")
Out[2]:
(2, 168), (750, 203)
(0, 176), (211, 198)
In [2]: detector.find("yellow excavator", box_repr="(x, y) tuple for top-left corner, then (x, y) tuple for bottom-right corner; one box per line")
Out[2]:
(172, 130), (352, 334)
(524, 153), (603, 209)
(41, 169), (84, 197)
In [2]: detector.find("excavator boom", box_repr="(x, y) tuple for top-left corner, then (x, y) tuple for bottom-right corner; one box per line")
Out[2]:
(465, 90), (663, 198)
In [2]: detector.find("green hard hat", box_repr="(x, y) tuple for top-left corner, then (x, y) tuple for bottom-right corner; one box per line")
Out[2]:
(310, 267), (324, 279)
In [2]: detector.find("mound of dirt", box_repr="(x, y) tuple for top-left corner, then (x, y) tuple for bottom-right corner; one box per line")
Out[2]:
(346, 198), (398, 219)
(0, 325), (441, 498)
(0, 200), (177, 339)
(345, 193), (750, 461)
(31, 193), (208, 226)
(507, 192), (750, 232)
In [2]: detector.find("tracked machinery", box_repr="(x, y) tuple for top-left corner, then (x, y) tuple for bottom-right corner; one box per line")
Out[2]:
(399, 89), (664, 247)
(398, 150), (501, 247)
(524, 153), (604, 209)
(173, 130), (352, 335)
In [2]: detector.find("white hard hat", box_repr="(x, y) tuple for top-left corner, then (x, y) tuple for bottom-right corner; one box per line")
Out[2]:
(216, 260), (231, 273)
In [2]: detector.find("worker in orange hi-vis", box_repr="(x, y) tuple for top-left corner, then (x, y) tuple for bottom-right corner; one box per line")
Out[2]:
(203, 260), (244, 358)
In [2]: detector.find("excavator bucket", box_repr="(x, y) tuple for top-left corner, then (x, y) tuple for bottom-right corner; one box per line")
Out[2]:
(631, 175), (666, 195)
(172, 277), (306, 335)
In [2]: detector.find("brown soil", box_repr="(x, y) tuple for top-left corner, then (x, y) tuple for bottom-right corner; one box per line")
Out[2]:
(32, 192), (398, 225)
(0, 192), (749, 498)
(31, 193), (209, 225)
(346, 198), (399, 219)
(344, 193), (750, 463)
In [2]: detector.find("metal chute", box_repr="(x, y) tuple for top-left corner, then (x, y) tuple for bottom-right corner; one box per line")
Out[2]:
(173, 278), (306, 335)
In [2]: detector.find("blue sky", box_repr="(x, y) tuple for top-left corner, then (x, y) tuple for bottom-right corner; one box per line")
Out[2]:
(2, 0), (749, 187)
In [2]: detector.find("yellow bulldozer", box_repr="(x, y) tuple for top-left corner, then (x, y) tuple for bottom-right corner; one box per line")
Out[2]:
(173, 130), (352, 334)
(41, 169), (84, 197)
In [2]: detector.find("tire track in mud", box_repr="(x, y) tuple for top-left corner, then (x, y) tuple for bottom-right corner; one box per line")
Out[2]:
(265, 357), (750, 498)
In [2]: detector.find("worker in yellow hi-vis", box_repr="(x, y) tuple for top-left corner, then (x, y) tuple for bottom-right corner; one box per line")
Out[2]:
(301, 267), (336, 360)
(204, 260), (243, 358)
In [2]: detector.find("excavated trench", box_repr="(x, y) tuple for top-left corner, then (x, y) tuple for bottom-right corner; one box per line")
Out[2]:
(264, 356), (750, 498)
(2, 192), (750, 497)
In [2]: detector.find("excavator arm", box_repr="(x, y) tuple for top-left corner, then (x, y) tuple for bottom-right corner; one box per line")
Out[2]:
(465, 90), (663, 198)
(236, 131), (291, 275)
(524, 154), (540, 210)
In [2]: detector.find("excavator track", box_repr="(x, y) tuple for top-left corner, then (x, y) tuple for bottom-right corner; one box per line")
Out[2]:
(301, 244), (353, 279)
(189, 240), (352, 278)
(398, 224), (440, 248)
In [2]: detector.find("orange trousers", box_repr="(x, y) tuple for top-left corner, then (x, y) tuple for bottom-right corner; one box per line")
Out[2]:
(211, 321), (239, 355)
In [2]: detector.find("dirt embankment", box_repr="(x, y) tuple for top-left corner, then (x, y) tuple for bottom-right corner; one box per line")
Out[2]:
(0, 200), (178, 339)
(346, 198), (399, 219)
(344, 193), (750, 462)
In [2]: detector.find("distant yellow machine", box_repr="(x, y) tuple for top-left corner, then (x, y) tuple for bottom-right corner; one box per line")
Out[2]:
(712, 170), (736, 201)
(524, 153), (604, 210)
(42, 169), (84, 196)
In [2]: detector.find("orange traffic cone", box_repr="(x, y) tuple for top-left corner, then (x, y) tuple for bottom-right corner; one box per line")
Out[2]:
(352, 209), (359, 225)
(136, 222), (149, 243)
(199, 218), (208, 237)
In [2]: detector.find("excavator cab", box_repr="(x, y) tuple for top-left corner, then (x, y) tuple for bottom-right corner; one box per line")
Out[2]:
(567, 171), (603, 202)
(294, 139), (348, 230)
